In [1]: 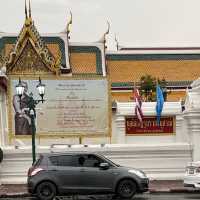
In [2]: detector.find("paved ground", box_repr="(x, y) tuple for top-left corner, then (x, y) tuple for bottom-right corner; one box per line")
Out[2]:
(1, 193), (200, 200)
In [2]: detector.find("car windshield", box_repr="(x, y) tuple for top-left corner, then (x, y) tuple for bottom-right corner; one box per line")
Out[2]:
(98, 154), (121, 167)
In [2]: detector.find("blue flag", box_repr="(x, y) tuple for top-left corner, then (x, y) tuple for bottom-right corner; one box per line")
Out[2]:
(156, 85), (164, 125)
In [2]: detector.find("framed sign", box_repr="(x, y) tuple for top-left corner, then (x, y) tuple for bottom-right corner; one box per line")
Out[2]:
(125, 116), (175, 135)
(8, 77), (110, 138)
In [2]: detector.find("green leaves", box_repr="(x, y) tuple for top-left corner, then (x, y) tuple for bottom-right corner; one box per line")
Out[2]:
(139, 75), (167, 101)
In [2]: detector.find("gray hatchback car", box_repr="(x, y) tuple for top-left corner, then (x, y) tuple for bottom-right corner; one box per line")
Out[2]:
(27, 152), (149, 200)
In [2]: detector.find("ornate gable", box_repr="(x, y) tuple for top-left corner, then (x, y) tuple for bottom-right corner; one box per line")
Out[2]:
(9, 39), (50, 74)
(6, 8), (61, 75)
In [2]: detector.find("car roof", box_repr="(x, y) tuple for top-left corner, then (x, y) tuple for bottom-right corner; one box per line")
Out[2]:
(40, 151), (101, 157)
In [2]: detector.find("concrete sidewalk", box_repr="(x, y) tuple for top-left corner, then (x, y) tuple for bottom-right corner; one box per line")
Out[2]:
(0, 180), (199, 198)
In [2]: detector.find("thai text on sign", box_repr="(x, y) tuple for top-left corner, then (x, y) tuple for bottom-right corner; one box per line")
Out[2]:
(11, 79), (109, 136)
(125, 116), (174, 135)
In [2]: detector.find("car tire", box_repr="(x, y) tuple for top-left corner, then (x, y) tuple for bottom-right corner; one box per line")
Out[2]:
(36, 181), (57, 200)
(116, 179), (137, 199)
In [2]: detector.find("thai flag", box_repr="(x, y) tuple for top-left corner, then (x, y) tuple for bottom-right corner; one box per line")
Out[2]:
(156, 84), (164, 125)
(134, 88), (143, 123)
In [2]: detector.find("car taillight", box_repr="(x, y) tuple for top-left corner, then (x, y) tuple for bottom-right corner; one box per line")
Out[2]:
(28, 167), (44, 177)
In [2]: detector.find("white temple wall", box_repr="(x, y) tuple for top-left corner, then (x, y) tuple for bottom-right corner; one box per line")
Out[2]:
(183, 79), (200, 161)
(0, 85), (197, 183)
(115, 102), (183, 145)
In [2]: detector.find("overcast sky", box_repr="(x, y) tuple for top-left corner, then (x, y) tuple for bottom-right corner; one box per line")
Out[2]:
(1, 0), (200, 50)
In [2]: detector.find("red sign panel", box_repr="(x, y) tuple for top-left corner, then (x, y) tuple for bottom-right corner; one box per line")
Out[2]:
(125, 116), (174, 135)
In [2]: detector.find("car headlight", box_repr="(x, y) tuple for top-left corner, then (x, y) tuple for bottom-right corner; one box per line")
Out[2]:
(128, 169), (147, 178)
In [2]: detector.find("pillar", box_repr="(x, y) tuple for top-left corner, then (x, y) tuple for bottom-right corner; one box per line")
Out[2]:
(184, 110), (200, 161)
(115, 115), (126, 144)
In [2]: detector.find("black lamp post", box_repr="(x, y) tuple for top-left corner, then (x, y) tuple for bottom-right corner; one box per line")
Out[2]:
(16, 77), (45, 165)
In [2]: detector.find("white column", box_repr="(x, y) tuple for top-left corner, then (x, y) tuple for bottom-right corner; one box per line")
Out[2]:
(175, 114), (187, 142)
(184, 111), (200, 161)
(115, 115), (126, 144)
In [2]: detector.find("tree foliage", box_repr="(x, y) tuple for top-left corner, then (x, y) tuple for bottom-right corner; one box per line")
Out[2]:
(139, 74), (167, 101)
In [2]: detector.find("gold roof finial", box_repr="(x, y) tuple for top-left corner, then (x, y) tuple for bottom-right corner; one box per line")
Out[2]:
(105, 21), (110, 37)
(28, 0), (31, 18)
(25, 0), (32, 25)
(115, 34), (119, 51)
(66, 11), (72, 39)
(25, 0), (28, 19)
(103, 21), (110, 48)
(98, 21), (110, 45)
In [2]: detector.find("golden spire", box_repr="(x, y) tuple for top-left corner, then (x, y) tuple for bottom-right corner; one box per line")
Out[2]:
(25, 0), (28, 19)
(29, 0), (31, 18)
(104, 21), (110, 49)
(66, 11), (72, 39)
(98, 21), (110, 45)
(25, 0), (32, 25)
(115, 34), (119, 50)
(105, 21), (110, 37)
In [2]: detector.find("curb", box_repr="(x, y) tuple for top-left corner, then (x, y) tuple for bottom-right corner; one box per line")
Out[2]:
(0, 193), (30, 198)
(149, 188), (200, 194)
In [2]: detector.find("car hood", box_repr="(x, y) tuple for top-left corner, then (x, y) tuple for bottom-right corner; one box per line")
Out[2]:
(118, 166), (142, 171)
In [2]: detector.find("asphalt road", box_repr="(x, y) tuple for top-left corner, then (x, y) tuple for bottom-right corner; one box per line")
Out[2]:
(1, 193), (200, 200)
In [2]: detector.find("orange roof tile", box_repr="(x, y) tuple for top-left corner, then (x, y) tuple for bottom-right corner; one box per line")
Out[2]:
(107, 60), (200, 83)
(5, 44), (14, 58)
(112, 91), (186, 102)
(70, 53), (97, 74)
(167, 91), (186, 101)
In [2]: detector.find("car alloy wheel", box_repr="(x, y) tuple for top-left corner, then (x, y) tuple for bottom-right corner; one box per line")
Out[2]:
(36, 181), (56, 200)
(117, 179), (137, 199)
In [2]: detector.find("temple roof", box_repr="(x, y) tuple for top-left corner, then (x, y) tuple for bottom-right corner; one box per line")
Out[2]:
(111, 90), (186, 102)
(4, 11), (62, 75)
(0, 36), (105, 76)
(106, 52), (200, 88)
(0, 1), (199, 88)
(119, 47), (200, 51)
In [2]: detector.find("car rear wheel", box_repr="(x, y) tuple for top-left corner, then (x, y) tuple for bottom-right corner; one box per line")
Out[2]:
(116, 179), (137, 199)
(36, 181), (56, 200)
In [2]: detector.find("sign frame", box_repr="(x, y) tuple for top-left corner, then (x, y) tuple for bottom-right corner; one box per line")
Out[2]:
(7, 75), (112, 142)
(125, 116), (176, 136)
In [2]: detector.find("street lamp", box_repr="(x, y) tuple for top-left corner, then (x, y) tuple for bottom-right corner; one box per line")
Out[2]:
(15, 77), (45, 165)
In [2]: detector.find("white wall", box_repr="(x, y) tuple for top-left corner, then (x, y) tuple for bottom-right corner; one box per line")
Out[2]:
(115, 102), (183, 144)
(0, 144), (191, 184)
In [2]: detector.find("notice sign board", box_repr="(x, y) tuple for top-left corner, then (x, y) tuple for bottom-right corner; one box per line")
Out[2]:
(9, 78), (110, 137)
(125, 116), (175, 135)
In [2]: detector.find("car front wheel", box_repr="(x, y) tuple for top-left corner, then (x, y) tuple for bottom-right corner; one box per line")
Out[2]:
(36, 181), (57, 200)
(116, 179), (137, 199)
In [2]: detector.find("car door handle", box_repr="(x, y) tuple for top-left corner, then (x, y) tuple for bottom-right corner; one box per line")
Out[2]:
(80, 169), (85, 172)
(52, 169), (58, 171)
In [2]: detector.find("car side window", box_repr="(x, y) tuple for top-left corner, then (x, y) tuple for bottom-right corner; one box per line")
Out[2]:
(77, 154), (105, 168)
(49, 154), (107, 167)
(58, 155), (73, 166)
(49, 156), (58, 166)
(49, 155), (73, 167)
(70, 155), (86, 167)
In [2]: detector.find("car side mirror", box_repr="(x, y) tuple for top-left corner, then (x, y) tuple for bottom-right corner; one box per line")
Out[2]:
(99, 162), (109, 170)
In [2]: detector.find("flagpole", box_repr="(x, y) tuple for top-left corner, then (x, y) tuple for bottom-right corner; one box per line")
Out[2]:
(133, 81), (144, 127)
